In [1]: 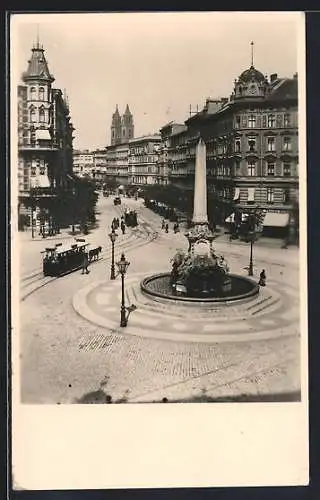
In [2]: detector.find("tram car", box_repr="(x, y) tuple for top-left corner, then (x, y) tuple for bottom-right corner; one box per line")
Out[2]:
(124, 209), (138, 228)
(42, 240), (89, 277)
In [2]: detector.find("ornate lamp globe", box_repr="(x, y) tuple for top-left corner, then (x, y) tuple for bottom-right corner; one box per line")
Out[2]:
(108, 230), (118, 243)
(117, 253), (130, 275)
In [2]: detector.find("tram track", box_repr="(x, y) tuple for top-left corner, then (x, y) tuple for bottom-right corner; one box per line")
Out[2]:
(20, 210), (160, 302)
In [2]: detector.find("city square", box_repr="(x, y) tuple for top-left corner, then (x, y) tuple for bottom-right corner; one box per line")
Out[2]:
(14, 13), (302, 405)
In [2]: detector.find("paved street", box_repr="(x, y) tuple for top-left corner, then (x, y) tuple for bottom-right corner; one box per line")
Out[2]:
(18, 195), (301, 404)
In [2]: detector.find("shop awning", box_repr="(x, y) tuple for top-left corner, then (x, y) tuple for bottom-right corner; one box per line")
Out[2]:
(263, 212), (289, 227)
(248, 187), (255, 202)
(233, 187), (240, 201)
(225, 212), (249, 223)
(36, 129), (51, 141)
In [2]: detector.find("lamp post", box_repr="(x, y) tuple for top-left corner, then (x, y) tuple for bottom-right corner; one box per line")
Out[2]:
(108, 229), (118, 280)
(116, 253), (130, 327)
(71, 187), (76, 234)
(248, 232), (254, 276)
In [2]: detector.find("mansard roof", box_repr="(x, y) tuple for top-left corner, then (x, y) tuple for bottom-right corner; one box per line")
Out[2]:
(22, 43), (55, 83)
(266, 77), (298, 102)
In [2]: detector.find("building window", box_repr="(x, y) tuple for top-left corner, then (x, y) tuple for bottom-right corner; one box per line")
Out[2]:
(283, 162), (291, 177)
(39, 87), (45, 101)
(39, 168), (45, 175)
(267, 137), (276, 151)
(248, 115), (256, 128)
(247, 160), (256, 176)
(235, 139), (241, 153)
(267, 188), (274, 203)
(267, 162), (275, 176)
(31, 167), (36, 176)
(235, 115), (241, 128)
(248, 136), (256, 152)
(267, 114), (276, 127)
(30, 87), (36, 100)
(283, 137), (292, 151)
(39, 106), (45, 123)
(284, 114), (290, 127)
(30, 106), (36, 122)
(283, 189), (290, 203)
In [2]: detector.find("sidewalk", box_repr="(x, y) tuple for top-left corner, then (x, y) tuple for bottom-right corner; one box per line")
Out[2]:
(18, 227), (78, 243)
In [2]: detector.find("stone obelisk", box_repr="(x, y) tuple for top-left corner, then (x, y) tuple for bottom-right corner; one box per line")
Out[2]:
(192, 137), (208, 225)
(186, 137), (214, 255)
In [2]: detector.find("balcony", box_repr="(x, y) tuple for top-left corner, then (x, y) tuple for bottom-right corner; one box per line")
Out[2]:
(19, 142), (59, 152)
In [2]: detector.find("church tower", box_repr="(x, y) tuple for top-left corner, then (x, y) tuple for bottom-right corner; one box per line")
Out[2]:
(121, 104), (134, 143)
(111, 105), (122, 145)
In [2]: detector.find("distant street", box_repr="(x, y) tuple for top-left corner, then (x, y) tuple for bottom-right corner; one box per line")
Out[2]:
(19, 194), (300, 404)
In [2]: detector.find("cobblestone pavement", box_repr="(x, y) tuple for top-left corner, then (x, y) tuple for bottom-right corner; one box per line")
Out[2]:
(18, 196), (302, 404)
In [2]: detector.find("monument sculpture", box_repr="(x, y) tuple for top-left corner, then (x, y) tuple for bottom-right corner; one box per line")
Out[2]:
(141, 137), (259, 303)
(170, 137), (231, 297)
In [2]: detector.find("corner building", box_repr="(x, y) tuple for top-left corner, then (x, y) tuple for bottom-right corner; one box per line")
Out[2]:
(165, 63), (299, 237)
(18, 41), (75, 221)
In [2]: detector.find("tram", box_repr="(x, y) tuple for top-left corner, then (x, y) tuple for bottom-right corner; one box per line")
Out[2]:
(42, 240), (89, 277)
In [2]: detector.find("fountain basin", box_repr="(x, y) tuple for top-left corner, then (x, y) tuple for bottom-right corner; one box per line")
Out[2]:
(141, 273), (259, 305)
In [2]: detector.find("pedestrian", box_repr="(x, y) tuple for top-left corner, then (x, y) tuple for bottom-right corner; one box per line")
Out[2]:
(121, 220), (126, 235)
(161, 218), (166, 230)
(258, 269), (266, 286)
(165, 223), (169, 233)
(81, 251), (90, 274)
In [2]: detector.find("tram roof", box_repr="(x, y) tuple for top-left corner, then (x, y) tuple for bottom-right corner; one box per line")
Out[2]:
(42, 241), (88, 255)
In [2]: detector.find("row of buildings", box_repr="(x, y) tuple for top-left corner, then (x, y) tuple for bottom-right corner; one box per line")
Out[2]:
(74, 57), (299, 232)
(17, 40), (299, 235)
(73, 131), (163, 186)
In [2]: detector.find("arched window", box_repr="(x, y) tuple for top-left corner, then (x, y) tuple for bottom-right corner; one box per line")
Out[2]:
(30, 87), (36, 100)
(39, 106), (45, 123)
(39, 87), (45, 101)
(30, 106), (36, 123)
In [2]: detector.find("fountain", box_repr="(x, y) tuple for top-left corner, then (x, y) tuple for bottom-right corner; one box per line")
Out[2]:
(141, 138), (259, 304)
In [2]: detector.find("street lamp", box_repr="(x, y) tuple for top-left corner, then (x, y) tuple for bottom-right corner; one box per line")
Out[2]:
(248, 231), (254, 276)
(246, 211), (259, 277)
(116, 253), (130, 327)
(71, 187), (76, 234)
(108, 229), (118, 280)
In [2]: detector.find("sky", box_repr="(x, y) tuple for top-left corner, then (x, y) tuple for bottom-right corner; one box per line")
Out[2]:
(12, 12), (302, 151)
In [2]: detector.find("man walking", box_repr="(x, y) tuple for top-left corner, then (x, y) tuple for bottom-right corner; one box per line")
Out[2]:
(81, 251), (90, 274)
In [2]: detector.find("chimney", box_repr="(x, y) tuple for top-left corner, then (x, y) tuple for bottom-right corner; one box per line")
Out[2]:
(293, 72), (298, 79)
(270, 73), (278, 82)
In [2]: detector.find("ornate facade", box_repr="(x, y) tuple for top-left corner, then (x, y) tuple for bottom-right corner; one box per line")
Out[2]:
(163, 59), (299, 234)
(18, 41), (75, 220)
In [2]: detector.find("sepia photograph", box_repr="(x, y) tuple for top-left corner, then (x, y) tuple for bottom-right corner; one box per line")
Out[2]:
(11, 11), (308, 489)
